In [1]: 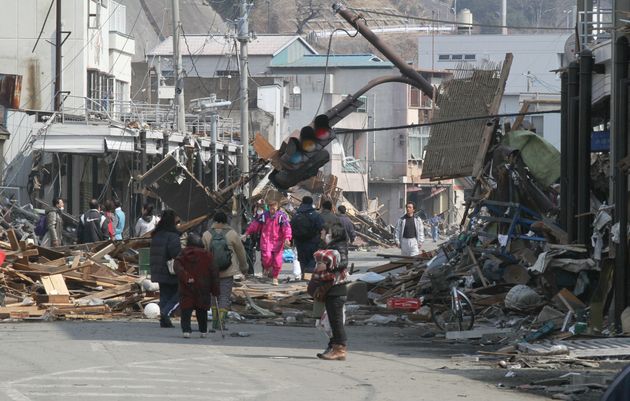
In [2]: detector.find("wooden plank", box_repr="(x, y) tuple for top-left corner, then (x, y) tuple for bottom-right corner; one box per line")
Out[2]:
(472, 53), (514, 176)
(467, 246), (489, 287)
(90, 244), (116, 261)
(41, 274), (70, 295)
(78, 283), (135, 300)
(6, 229), (20, 251)
(4, 249), (39, 258)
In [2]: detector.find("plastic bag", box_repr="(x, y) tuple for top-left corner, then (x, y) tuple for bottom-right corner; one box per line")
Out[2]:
(317, 310), (332, 337)
(282, 248), (295, 263)
(292, 257), (301, 278)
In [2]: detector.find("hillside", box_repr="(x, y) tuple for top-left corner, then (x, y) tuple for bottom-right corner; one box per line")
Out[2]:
(209, 0), (579, 62)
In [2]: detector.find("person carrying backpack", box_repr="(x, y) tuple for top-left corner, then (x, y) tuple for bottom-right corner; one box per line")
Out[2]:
(77, 199), (109, 244)
(291, 196), (324, 275)
(202, 211), (247, 331)
(243, 200), (292, 286)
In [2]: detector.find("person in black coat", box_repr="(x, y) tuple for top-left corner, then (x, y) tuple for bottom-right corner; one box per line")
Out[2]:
(150, 209), (182, 328)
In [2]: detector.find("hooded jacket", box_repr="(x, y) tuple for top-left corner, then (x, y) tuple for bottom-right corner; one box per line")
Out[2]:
(175, 246), (219, 310)
(77, 209), (108, 244)
(245, 210), (292, 252)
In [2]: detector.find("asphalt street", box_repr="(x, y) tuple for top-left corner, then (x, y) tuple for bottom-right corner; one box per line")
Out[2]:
(0, 319), (547, 401)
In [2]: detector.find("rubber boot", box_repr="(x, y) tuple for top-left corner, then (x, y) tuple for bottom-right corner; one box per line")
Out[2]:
(211, 306), (219, 332)
(319, 344), (347, 361)
(219, 308), (229, 331)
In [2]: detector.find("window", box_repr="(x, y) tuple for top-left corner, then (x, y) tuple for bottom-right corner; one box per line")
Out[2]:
(88, 0), (100, 29)
(409, 87), (432, 109)
(464, 54), (476, 60)
(451, 54), (463, 60)
(289, 93), (301, 110)
(409, 87), (421, 108)
(438, 54), (450, 61)
(356, 95), (367, 113)
(408, 126), (430, 160)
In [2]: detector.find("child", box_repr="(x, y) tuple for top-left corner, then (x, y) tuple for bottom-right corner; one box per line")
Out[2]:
(174, 232), (220, 338)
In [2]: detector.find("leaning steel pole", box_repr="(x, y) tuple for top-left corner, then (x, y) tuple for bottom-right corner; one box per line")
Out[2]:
(332, 3), (435, 98)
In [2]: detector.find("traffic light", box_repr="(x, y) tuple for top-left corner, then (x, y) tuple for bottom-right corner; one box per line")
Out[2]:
(269, 115), (335, 190)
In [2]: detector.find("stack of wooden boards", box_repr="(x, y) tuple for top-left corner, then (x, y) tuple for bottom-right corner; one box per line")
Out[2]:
(0, 229), (153, 321)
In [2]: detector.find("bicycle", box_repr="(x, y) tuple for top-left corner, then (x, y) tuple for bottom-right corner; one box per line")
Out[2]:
(425, 262), (475, 332)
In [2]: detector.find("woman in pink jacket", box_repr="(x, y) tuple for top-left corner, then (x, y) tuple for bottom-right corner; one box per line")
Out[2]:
(243, 201), (292, 285)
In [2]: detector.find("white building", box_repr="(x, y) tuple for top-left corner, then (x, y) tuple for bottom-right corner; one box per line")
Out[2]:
(0, 0), (135, 112)
(418, 34), (569, 149)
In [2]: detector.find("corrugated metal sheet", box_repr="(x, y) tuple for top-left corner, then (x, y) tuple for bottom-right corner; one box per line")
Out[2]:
(421, 59), (510, 180)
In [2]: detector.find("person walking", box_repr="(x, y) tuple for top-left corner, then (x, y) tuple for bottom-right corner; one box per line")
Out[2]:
(77, 199), (109, 244)
(174, 232), (219, 338)
(42, 197), (64, 247)
(336, 205), (356, 244)
(429, 214), (441, 242)
(309, 223), (349, 361)
(243, 203), (265, 275)
(135, 203), (159, 237)
(395, 201), (425, 257)
(150, 210), (182, 328)
(202, 211), (247, 331)
(103, 200), (116, 241)
(291, 196), (324, 275)
(320, 200), (340, 231)
(243, 200), (292, 286)
(114, 200), (126, 240)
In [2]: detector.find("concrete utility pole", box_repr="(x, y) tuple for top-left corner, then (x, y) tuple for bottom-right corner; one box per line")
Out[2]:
(54, 0), (62, 111)
(172, 0), (186, 133)
(238, 0), (250, 191)
(501, 0), (508, 35)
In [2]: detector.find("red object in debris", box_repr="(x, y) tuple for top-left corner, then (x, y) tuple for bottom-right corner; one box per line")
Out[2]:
(387, 297), (422, 312)
(0, 250), (5, 265)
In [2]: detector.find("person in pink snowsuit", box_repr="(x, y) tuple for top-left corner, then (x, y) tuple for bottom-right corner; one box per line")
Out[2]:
(243, 201), (292, 285)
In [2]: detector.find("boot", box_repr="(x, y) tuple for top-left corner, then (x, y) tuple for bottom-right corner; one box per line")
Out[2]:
(219, 308), (229, 331)
(318, 344), (346, 361)
(211, 306), (220, 331)
(316, 343), (332, 359)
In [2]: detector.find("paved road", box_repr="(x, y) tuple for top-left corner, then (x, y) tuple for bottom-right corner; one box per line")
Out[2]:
(0, 321), (544, 401)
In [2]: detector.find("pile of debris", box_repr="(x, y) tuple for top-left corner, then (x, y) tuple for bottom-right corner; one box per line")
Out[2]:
(0, 229), (156, 321)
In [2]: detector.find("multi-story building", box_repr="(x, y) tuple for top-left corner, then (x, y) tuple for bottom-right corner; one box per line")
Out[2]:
(418, 33), (570, 149)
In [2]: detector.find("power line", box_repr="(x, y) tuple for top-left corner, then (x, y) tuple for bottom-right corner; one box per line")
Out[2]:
(346, 7), (574, 32)
(180, 26), (214, 94)
(314, 27), (359, 117)
(335, 109), (561, 134)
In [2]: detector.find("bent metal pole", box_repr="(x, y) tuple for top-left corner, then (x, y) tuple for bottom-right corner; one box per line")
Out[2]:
(332, 3), (435, 99)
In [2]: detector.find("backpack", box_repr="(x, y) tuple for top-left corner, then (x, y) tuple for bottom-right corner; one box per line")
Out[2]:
(291, 211), (317, 241)
(34, 215), (48, 237)
(210, 228), (233, 271)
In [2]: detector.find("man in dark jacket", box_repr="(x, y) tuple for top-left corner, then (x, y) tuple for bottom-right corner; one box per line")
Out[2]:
(291, 196), (324, 274)
(150, 210), (182, 327)
(336, 205), (356, 244)
(77, 199), (109, 244)
(320, 200), (340, 231)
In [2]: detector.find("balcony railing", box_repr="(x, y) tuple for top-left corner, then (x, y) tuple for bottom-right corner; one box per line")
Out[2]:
(58, 96), (237, 142)
(578, 8), (613, 49)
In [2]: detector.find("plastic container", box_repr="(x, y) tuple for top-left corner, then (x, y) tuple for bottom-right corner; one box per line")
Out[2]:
(138, 248), (151, 276)
(387, 297), (422, 312)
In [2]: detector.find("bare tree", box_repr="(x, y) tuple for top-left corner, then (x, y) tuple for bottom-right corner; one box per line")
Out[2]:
(295, 0), (326, 34)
